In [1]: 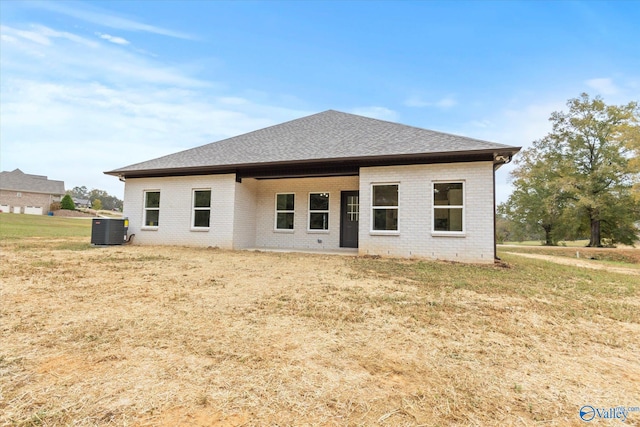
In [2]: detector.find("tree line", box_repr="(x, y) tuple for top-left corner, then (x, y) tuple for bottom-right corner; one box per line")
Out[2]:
(499, 93), (639, 247)
(63, 186), (124, 211)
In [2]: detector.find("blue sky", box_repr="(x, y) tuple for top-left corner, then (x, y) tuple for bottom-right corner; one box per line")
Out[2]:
(1, 0), (639, 203)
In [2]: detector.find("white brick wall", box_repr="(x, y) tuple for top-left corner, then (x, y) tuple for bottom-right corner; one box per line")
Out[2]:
(359, 162), (495, 263)
(123, 175), (236, 248)
(233, 178), (258, 249)
(253, 176), (359, 250)
(122, 163), (496, 263)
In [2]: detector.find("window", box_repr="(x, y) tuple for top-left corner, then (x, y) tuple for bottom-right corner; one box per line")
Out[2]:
(193, 189), (211, 228)
(433, 182), (464, 232)
(347, 195), (359, 221)
(372, 184), (398, 231)
(309, 193), (329, 230)
(275, 193), (295, 230)
(144, 191), (160, 227)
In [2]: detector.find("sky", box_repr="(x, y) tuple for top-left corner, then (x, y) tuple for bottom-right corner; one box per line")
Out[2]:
(1, 0), (639, 204)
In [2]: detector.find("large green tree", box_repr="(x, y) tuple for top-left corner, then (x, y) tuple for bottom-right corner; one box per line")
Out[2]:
(623, 115), (640, 202)
(88, 189), (122, 211)
(68, 186), (123, 211)
(500, 142), (569, 245)
(69, 186), (89, 199)
(503, 93), (639, 247)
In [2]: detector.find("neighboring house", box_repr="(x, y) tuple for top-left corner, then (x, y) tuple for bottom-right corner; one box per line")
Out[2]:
(106, 110), (520, 263)
(0, 169), (65, 215)
(73, 198), (91, 208)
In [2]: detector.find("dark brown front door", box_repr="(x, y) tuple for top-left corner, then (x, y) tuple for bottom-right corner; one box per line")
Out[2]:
(340, 191), (359, 248)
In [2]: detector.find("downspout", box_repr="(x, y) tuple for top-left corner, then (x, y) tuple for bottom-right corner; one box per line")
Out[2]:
(493, 163), (498, 261)
(493, 154), (513, 262)
(119, 175), (126, 215)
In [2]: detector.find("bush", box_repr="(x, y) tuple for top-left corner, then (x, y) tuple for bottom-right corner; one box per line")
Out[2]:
(49, 202), (61, 211)
(61, 194), (75, 210)
(92, 199), (103, 210)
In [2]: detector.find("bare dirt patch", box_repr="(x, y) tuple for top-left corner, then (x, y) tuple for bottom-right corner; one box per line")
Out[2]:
(1, 239), (638, 426)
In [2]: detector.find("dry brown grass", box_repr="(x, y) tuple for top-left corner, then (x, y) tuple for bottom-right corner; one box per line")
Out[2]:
(1, 238), (639, 426)
(500, 244), (640, 265)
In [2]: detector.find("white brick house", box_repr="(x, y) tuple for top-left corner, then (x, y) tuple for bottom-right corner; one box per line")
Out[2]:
(106, 110), (519, 263)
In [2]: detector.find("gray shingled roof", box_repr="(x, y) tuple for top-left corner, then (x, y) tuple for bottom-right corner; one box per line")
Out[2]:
(0, 169), (65, 194)
(106, 110), (519, 176)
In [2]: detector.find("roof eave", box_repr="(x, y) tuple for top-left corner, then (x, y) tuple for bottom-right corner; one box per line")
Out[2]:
(105, 147), (522, 179)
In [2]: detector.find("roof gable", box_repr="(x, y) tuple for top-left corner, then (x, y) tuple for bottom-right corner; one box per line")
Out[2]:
(106, 110), (520, 177)
(0, 169), (66, 194)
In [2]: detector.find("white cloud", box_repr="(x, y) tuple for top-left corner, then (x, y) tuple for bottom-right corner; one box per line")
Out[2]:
(1, 79), (306, 198)
(29, 1), (195, 40)
(585, 77), (619, 95)
(404, 94), (457, 109)
(98, 33), (130, 45)
(404, 96), (428, 108)
(0, 24), (51, 45)
(467, 101), (565, 149)
(1, 24), (206, 87)
(34, 24), (99, 47)
(468, 119), (494, 129)
(0, 23), (307, 198)
(0, 24), (101, 48)
(455, 99), (568, 204)
(436, 97), (457, 109)
(349, 106), (399, 121)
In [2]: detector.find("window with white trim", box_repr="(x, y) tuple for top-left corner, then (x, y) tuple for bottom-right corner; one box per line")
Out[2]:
(192, 189), (211, 228)
(144, 191), (160, 227)
(309, 192), (329, 230)
(433, 182), (464, 232)
(371, 184), (398, 231)
(275, 193), (295, 230)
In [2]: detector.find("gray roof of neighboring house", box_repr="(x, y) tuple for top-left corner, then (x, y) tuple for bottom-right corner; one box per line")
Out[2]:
(0, 169), (65, 194)
(73, 198), (91, 206)
(106, 110), (520, 176)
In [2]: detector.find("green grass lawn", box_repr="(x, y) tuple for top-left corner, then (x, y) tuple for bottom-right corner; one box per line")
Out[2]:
(0, 213), (92, 239)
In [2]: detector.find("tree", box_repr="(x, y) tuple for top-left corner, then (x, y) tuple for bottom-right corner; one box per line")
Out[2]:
(551, 94), (639, 246)
(60, 194), (76, 210)
(623, 116), (640, 202)
(495, 211), (543, 243)
(92, 199), (103, 210)
(68, 186), (124, 211)
(503, 93), (640, 247)
(88, 189), (122, 211)
(500, 141), (569, 245)
(69, 186), (89, 199)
